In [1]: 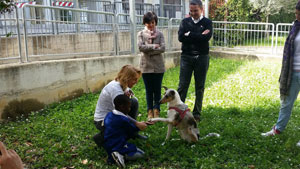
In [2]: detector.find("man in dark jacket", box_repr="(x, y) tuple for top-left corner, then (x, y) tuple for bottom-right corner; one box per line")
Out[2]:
(177, 0), (213, 121)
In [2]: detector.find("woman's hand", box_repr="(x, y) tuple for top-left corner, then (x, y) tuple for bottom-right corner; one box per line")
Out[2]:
(124, 89), (134, 98)
(135, 121), (147, 131)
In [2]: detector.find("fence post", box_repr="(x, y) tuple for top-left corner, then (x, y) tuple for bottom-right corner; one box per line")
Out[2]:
(15, 6), (23, 63)
(74, 0), (81, 33)
(271, 23), (274, 54)
(160, 0), (164, 17)
(22, 6), (29, 62)
(168, 19), (172, 51)
(205, 0), (209, 18)
(114, 14), (119, 56)
(224, 23), (227, 46)
(129, 0), (137, 54)
(275, 23), (279, 55)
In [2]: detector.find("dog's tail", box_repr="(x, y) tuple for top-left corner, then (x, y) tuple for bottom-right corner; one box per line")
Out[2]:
(199, 133), (220, 140)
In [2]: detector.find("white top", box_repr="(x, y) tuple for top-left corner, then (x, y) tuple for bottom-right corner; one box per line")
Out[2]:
(112, 109), (127, 118)
(94, 80), (125, 121)
(293, 32), (300, 70)
(192, 15), (203, 24)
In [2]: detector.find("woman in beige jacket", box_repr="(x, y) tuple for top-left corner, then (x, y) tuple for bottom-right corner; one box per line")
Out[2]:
(137, 11), (165, 119)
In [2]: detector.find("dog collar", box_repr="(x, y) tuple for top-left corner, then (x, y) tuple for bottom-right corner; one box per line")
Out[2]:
(168, 106), (190, 121)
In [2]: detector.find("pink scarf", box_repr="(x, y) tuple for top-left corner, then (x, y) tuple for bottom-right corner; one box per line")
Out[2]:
(143, 26), (157, 44)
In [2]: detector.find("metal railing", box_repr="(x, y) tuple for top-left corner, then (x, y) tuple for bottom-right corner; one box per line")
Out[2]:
(212, 21), (275, 54)
(0, 4), (296, 64)
(0, 6), (23, 62)
(275, 23), (293, 55)
(21, 4), (116, 62)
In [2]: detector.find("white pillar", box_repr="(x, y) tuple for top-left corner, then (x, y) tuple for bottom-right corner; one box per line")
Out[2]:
(159, 0), (164, 17)
(185, 0), (189, 17)
(205, 0), (209, 18)
(129, 0), (137, 54)
(73, 0), (80, 32)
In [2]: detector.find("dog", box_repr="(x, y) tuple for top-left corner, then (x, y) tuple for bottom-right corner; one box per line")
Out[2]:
(150, 86), (200, 143)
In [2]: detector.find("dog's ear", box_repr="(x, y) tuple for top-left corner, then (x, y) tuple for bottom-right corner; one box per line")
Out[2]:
(162, 86), (168, 91)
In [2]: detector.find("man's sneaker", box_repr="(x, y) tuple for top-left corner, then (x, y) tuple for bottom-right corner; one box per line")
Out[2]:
(111, 151), (125, 168)
(296, 140), (300, 147)
(261, 127), (280, 137)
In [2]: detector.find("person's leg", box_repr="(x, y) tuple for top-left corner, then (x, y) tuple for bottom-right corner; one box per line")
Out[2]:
(125, 148), (145, 161)
(153, 73), (164, 117)
(275, 72), (300, 132)
(128, 97), (139, 120)
(93, 121), (105, 147)
(193, 55), (210, 120)
(142, 73), (154, 118)
(177, 55), (194, 102)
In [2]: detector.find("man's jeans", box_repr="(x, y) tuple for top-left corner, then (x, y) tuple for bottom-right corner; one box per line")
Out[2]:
(275, 71), (300, 132)
(177, 54), (209, 115)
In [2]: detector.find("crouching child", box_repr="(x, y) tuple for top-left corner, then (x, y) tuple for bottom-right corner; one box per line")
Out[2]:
(103, 94), (147, 168)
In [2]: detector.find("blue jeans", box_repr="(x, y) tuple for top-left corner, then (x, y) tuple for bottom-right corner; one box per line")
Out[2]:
(275, 71), (300, 132)
(177, 54), (209, 115)
(142, 73), (164, 111)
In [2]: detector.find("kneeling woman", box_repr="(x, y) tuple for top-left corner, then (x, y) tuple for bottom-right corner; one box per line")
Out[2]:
(93, 65), (148, 146)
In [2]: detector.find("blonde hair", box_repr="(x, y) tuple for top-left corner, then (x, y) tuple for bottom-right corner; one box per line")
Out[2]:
(115, 65), (142, 91)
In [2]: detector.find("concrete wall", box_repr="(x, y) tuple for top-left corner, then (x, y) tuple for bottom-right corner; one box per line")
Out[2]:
(0, 51), (181, 119)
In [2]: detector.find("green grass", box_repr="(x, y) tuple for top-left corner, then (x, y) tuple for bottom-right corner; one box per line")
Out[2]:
(1, 57), (300, 168)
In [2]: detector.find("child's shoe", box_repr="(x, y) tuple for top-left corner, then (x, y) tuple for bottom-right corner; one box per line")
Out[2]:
(112, 151), (125, 168)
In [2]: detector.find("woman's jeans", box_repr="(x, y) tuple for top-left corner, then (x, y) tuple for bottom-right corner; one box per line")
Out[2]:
(177, 54), (209, 115)
(142, 73), (164, 111)
(275, 71), (300, 132)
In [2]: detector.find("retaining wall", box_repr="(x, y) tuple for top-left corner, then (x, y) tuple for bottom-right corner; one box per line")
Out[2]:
(0, 51), (181, 119)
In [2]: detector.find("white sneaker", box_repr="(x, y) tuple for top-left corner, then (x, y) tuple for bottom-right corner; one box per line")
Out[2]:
(112, 151), (125, 168)
(296, 140), (300, 147)
(261, 128), (279, 137)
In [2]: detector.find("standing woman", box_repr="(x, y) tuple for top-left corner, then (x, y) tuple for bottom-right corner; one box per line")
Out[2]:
(138, 11), (165, 119)
(262, 1), (300, 146)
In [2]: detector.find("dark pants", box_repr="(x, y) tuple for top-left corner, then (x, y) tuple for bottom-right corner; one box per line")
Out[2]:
(177, 54), (209, 115)
(93, 97), (139, 147)
(142, 73), (164, 111)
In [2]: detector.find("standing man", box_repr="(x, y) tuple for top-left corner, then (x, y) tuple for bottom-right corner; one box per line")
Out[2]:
(177, 0), (212, 121)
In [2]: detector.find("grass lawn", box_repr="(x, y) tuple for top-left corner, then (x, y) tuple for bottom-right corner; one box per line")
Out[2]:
(1, 57), (300, 168)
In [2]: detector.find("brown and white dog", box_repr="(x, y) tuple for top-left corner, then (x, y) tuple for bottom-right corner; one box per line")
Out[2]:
(150, 86), (200, 143)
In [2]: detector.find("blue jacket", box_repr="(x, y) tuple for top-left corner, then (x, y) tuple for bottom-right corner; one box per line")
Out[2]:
(103, 111), (139, 161)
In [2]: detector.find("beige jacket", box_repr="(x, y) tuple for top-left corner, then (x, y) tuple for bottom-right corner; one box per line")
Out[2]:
(137, 28), (165, 73)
